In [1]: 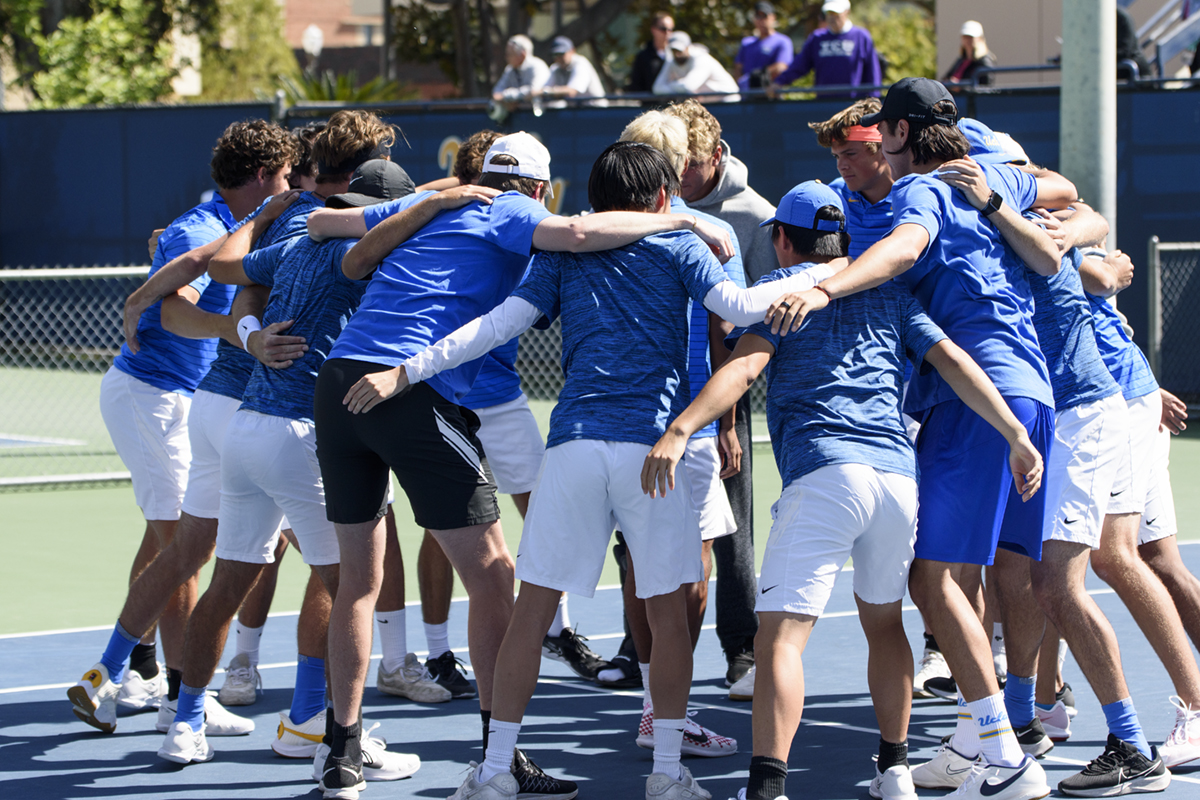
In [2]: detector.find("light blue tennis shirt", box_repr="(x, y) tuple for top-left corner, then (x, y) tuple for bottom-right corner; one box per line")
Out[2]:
(196, 192), (325, 401)
(1027, 247), (1120, 411)
(672, 195), (745, 440)
(830, 177), (894, 260)
(330, 190), (553, 404)
(891, 162), (1054, 415)
(1086, 293), (1159, 401)
(112, 196), (237, 395)
(239, 235), (362, 424)
(730, 264), (945, 489)
(513, 231), (728, 449)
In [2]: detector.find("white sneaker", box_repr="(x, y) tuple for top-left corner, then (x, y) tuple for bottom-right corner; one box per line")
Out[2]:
(869, 764), (918, 800)
(911, 741), (978, 790)
(376, 652), (452, 703)
(157, 720), (215, 764)
(218, 652), (261, 706)
(1035, 700), (1071, 742)
(914, 649), (951, 699)
(646, 765), (712, 800)
(948, 756), (1049, 800)
(273, 709), (326, 758)
(117, 665), (165, 711)
(726, 791), (788, 800)
(67, 663), (120, 733)
(157, 692), (254, 735)
(310, 723), (417, 782)
(729, 666), (755, 702)
(1161, 695), (1200, 768)
(635, 706), (738, 757)
(449, 763), (518, 800)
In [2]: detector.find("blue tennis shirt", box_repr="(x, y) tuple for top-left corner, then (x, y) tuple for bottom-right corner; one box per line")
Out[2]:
(730, 263), (945, 489)
(830, 177), (894, 260)
(1087, 292), (1158, 402)
(113, 196), (238, 395)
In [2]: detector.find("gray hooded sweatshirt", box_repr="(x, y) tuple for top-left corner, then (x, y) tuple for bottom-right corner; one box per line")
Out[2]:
(686, 139), (778, 285)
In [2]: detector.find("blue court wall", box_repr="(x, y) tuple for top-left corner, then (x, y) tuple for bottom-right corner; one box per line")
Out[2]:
(2, 86), (1198, 351)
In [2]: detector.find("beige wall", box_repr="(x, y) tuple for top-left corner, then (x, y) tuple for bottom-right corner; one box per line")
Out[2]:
(937, 0), (1194, 85)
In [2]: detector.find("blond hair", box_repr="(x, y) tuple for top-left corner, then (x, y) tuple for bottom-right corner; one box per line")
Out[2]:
(807, 98), (883, 152)
(619, 111), (689, 179)
(312, 110), (397, 184)
(663, 99), (721, 161)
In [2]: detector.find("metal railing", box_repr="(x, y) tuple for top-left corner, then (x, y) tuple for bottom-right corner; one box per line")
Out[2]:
(1147, 236), (1200, 403)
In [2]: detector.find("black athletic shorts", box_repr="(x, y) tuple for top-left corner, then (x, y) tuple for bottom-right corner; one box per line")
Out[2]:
(314, 358), (500, 530)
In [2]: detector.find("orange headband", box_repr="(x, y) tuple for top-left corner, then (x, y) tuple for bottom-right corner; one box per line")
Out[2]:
(843, 124), (883, 143)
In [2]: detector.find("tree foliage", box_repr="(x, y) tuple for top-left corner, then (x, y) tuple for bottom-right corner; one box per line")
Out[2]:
(199, 0), (298, 102)
(279, 70), (418, 104)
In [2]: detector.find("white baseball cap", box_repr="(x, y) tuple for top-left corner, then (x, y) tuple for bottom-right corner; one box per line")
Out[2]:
(822, 0), (851, 14)
(960, 20), (984, 38)
(481, 132), (553, 193)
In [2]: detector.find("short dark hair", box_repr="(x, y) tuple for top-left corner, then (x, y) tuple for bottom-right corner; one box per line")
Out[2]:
(477, 154), (547, 197)
(773, 204), (849, 258)
(587, 141), (681, 213)
(210, 120), (298, 190)
(455, 130), (503, 184)
(290, 122), (326, 186)
(882, 101), (969, 165)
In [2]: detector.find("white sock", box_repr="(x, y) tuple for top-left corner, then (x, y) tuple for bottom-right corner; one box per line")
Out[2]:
(236, 623), (264, 667)
(545, 595), (570, 638)
(641, 663), (653, 711)
(969, 692), (1023, 768)
(375, 610), (407, 673)
(992, 623), (1005, 656)
(652, 718), (685, 780)
(1057, 638), (1068, 673)
(425, 621), (450, 659)
(479, 719), (521, 783)
(951, 691), (981, 758)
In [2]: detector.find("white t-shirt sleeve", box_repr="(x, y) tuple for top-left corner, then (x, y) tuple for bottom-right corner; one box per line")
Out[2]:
(702, 264), (834, 326)
(404, 296), (542, 384)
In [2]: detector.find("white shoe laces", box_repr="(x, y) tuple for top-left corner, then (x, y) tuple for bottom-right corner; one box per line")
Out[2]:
(1167, 695), (1200, 745)
(947, 762), (987, 797)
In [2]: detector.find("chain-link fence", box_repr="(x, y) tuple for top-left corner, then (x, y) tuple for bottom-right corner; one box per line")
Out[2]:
(1148, 238), (1200, 406)
(0, 267), (148, 489)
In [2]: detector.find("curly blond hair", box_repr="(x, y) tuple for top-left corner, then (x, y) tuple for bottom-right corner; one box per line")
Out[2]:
(619, 111), (689, 179)
(663, 99), (721, 162)
(312, 110), (397, 184)
(808, 98), (883, 151)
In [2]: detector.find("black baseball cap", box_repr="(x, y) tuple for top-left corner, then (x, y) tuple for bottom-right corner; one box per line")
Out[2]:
(325, 159), (416, 208)
(754, 2), (775, 16)
(860, 77), (959, 128)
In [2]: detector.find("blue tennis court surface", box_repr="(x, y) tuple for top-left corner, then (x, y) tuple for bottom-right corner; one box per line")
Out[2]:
(5, 545), (1200, 799)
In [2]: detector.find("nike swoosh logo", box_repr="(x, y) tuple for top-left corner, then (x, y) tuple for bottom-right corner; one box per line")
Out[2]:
(684, 730), (709, 745)
(1146, 517), (1159, 526)
(979, 760), (1031, 796)
(1063, 517), (1079, 524)
(280, 723), (325, 743)
(1110, 490), (1124, 497)
(947, 762), (976, 776)
(761, 585), (778, 594)
(379, 619), (388, 623)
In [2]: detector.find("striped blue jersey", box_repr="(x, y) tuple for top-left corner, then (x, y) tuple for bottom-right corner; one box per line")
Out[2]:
(1087, 293), (1158, 401)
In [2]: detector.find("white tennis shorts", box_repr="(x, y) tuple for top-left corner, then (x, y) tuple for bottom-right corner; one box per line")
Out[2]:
(473, 394), (545, 495)
(517, 439), (704, 600)
(99, 367), (190, 521)
(685, 437), (736, 542)
(1043, 393), (1128, 548)
(180, 390), (238, 519)
(215, 410), (338, 566)
(1108, 390), (1162, 516)
(756, 462), (917, 616)
(1139, 426), (1178, 545)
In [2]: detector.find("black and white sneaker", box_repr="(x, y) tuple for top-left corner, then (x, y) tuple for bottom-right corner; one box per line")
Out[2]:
(1015, 717), (1054, 758)
(724, 650), (754, 688)
(319, 736), (366, 800)
(1058, 681), (1078, 717)
(595, 654), (642, 689)
(924, 675), (958, 701)
(542, 628), (605, 681)
(511, 748), (578, 799)
(1058, 734), (1171, 797)
(426, 651), (477, 699)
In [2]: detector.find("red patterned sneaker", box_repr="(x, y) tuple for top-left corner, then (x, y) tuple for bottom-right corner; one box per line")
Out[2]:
(635, 706), (738, 757)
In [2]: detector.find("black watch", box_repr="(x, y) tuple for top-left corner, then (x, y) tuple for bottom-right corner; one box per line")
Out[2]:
(981, 190), (1004, 217)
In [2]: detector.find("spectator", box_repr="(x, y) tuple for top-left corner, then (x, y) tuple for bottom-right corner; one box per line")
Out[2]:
(543, 36), (606, 106)
(654, 32), (740, 100)
(491, 35), (550, 111)
(773, 0), (882, 98)
(1117, 7), (1152, 79)
(943, 20), (997, 87)
(627, 12), (674, 93)
(734, 1), (794, 91)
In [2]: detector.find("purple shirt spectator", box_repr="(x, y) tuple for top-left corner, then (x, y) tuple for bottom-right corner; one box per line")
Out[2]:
(736, 31), (794, 90)
(776, 24), (881, 98)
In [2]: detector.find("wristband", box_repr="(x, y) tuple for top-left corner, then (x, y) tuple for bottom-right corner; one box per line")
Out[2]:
(814, 284), (833, 302)
(236, 315), (262, 350)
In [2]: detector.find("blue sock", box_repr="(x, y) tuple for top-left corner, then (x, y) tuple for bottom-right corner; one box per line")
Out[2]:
(175, 684), (207, 731)
(99, 621), (140, 682)
(289, 654), (327, 725)
(1102, 697), (1151, 757)
(1003, 673), (1036, 728)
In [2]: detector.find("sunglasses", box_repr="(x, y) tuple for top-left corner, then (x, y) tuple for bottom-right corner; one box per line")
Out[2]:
(654, 24), (674, 32)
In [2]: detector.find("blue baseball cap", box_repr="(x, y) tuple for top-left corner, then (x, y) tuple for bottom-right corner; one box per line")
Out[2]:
(760, 181), (845, 231)
(958, 117), (1029, 165)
